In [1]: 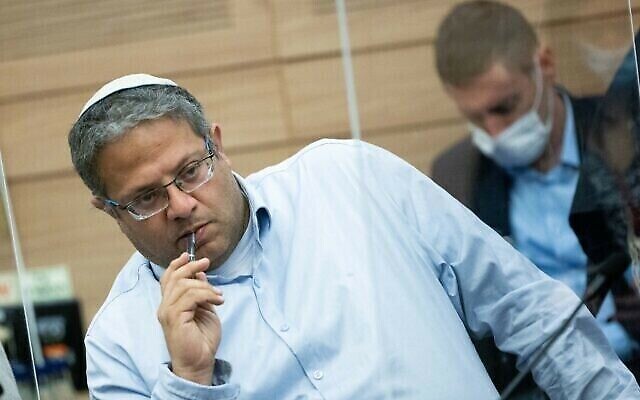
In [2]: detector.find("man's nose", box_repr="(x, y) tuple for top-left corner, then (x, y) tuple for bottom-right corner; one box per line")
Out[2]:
(165, 184), (197, 220)
(482, 115), (510, 137)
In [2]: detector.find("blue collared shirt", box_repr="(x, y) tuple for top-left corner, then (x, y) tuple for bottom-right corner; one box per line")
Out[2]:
(86, 139), (639, 399)
(509, 94), (637, 359)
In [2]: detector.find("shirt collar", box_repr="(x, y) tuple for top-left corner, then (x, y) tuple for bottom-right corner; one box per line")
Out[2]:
(149, 172), (272, 282)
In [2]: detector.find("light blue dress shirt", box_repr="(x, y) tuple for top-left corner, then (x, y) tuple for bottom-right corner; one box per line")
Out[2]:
(509, 93), (637, 360)
(86, 139), (639, 399)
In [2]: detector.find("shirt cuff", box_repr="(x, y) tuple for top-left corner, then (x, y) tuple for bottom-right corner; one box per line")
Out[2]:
(154, 361), (239, 400)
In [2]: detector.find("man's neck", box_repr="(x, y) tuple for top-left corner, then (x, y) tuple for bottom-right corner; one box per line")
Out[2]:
(532, 90), (566, 173)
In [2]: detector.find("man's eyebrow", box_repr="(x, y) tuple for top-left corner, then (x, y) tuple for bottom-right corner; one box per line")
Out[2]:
(122, 150), (202, 201)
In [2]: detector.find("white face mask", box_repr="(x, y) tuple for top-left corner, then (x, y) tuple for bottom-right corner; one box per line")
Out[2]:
(470, 62), (554, 168)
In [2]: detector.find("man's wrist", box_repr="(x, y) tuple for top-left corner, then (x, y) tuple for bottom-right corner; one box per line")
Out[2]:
(168, 359), (232, 387)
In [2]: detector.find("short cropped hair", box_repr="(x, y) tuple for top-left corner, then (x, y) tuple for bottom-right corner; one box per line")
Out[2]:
(68, 85), (210, 197)
(435, 0), (539, 87)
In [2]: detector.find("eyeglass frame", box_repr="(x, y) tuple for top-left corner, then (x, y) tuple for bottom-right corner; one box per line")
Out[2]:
(101, 135), (217, 221)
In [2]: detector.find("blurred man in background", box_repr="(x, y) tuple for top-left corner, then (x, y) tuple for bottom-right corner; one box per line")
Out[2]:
(432, 0), (639, 396)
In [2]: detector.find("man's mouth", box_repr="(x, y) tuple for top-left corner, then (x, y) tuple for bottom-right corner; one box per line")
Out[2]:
(178, 224), (207, 250)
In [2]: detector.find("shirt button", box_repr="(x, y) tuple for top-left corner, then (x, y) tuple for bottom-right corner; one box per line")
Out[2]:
(312, 370), (324, 380)
(280, 323), (290, 332)
(253, 278), (261, 288)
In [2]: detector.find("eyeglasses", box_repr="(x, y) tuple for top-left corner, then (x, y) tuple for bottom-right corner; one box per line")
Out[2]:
(103, 148), (217, 221)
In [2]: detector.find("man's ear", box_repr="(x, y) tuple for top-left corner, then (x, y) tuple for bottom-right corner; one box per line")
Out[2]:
(91, 196), (117, 219)
(537, 44), (556, 83)
(211, 124), (231, 166)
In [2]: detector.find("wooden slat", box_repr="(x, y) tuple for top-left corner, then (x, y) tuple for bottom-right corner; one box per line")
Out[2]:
(273, 0), (463, 58)
(273, 0), (632, 59)
(283, 44), (461, 138)
(283, 56), (349, 138)
(0, 65), (287, 179)
(0, 1), (273, 100)
(0, 1), (233, 62)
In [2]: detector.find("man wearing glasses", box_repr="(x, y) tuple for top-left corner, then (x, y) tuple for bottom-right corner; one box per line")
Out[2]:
(69, 74), (639, 399)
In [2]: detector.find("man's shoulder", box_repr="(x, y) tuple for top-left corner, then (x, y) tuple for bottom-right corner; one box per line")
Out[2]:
(247, 139), (397, 183)
(86, 252), (151, 336)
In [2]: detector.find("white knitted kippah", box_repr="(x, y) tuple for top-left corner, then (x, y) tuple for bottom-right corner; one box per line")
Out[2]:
(78, 73), (177, 118)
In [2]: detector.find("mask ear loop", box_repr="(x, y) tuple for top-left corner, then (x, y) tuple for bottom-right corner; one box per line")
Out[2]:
(530, 60), (544, 113)
(531, 58), (555, 132)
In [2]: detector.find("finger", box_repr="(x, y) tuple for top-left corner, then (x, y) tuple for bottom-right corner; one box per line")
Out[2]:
(164, 280), (223, 307)
(158, 287), (220, 325)
(162, 258), (211, 295)
(158, 288), (218, 321)
(160, 253), (190, 289)
(193, 272), (223, 295)
(172, 258), (210, 280)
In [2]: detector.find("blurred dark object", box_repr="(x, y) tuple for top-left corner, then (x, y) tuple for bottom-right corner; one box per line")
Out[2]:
(0, 299), (87, 391)
(612, 279), (640, 340)
(570, 31), (640, 351)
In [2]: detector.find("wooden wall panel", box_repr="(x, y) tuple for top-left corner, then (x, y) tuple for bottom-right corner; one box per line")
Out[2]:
(0, 1), (274, 100)
(0, 90), (90, 179)
(273, 0), (632, 59)
(283, 57), (349, 137)
(283, 45), (457, 141)
(365, 122), (467, 176)
(10, 175), (134, 325)
(273, 0), (466, 58)
(353, 46), (451, 133)
(172, 66), (289, 149)
(284, 12), (636, 144)
(1, 1), (236, 62)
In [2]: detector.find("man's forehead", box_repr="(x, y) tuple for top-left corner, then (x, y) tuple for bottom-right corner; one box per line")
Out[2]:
(448, 64), (529, 109)
(98, 119), (203, 196)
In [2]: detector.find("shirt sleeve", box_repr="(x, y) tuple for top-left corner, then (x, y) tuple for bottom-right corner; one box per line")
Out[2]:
(364, 142), (640, 399)
(86, 334), (240, 400)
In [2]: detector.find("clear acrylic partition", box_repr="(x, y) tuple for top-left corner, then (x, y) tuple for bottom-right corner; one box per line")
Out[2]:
(0, 1), (349, 399)
(338, 0), (640, 397)
(0, 151), (40, 399)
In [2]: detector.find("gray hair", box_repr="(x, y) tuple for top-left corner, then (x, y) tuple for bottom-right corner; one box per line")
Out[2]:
(68, 85), (211, 197)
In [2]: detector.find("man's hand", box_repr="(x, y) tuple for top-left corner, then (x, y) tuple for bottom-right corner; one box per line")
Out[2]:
(157, 253), (224, 385)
